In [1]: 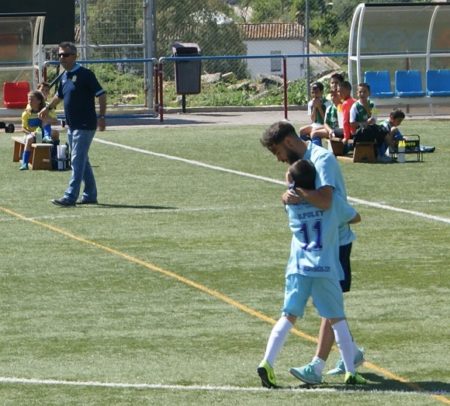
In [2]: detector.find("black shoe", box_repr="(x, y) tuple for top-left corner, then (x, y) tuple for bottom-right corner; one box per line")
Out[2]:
(51, 197), (76, 207)
(78, 199), (98, 205)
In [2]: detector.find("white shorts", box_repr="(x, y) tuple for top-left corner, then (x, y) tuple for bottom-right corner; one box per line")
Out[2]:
(282, 274), (345, 319)
(311, 123), (325, 130)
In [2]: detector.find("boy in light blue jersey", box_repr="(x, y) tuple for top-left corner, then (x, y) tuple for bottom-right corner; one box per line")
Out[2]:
(301, 133), (356, 284)
(257, 160), (366, 387)
(260, 121), (365, 384)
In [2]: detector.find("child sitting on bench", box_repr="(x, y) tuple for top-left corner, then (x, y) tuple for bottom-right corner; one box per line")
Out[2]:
(20, 90), (54, 170)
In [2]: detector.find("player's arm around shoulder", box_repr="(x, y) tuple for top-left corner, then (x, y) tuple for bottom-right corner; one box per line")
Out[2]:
(295, 185), (333, 211)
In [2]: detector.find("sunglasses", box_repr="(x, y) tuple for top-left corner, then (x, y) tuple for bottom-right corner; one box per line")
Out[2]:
(58, 52), (75, 58)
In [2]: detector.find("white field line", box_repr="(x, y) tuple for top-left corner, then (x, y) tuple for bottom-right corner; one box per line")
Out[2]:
(94, 138), (282, 185)
(0, 376), (442, 397)
(95, 138), (450, 225)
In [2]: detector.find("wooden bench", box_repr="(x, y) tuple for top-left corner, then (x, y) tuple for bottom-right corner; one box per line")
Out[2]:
(327, 138), (345, 156)
(353, 141), (377, 163)
(12, 136), (53, 170)
(328, 138), (377, 163)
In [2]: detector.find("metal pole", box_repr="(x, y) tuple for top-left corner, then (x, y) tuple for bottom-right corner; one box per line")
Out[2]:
(158, 62), (164, 122)
(305, 0), (310, 90)
(79, 0), (87, 60)
(283, 57), (288, 120)
(144, 0), (155, 110)
(181, 95), (187, 113)
(153, 63), (159, 112)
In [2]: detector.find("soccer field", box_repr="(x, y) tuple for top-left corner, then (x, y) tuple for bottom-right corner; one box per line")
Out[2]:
(1, 119), (449, 405)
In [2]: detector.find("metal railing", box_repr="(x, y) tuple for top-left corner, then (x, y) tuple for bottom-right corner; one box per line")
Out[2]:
(156, 52), (347, 122)
(42, 51), (348, 122)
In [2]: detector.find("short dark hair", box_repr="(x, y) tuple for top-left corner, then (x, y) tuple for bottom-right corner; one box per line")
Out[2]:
(288, 159), (316, 190)
(261, 121), (298, 150)
(339, 80), (352, 91)
(358, 82), (371, 92)
(58, 41), (77, 55)
(330, 72), (345, 83)
(390, 108), (405, 120)
(311, 81), (324, 92)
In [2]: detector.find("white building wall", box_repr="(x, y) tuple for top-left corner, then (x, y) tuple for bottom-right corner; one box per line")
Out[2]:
(243, 39), (305, 80)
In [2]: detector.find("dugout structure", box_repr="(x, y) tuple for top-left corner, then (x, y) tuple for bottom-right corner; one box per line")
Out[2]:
(0, 1), (74, 106)
(348, 2), (450, 107)
(0, 13), (45, 88)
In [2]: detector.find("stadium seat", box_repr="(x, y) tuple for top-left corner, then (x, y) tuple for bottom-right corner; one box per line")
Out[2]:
(364, 71), (394, 98)
(395, 70), (426, 97)
(3, 81), (30, 109)
(427, 69), (450, 97)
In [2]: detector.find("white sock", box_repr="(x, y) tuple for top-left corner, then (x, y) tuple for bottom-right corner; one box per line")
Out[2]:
(332, 320), (355, 374)
(311, 356), (326, 375)
(263, 317), (293, 367)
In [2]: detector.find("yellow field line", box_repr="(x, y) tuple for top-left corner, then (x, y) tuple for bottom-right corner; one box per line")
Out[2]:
(1, 205), (449, 405)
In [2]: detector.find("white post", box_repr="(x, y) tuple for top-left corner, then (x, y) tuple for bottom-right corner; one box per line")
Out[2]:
(79, 0), (88, 60)
(144, 0), (155, 110)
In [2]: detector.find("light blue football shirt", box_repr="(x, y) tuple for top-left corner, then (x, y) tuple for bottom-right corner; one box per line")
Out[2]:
(302, 142), (355, 245)
(285, 194), (357, 280)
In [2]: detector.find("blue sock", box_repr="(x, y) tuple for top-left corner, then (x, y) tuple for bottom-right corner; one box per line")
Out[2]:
(22, 150), (31, 164)
(312, 137), (322, 147)
(43, 124), (52, 138)
(378, 144), (387, 157)
(300, 134), (311, 142)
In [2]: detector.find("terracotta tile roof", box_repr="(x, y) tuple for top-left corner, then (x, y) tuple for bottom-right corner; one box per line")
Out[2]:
(238, 23), (304, 40)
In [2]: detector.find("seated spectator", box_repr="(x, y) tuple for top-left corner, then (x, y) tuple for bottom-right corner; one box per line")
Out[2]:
(20, 90), (53, 170)
(311, 73), (345, 144)
(350, 83), (390, 161)
(350, 82), (377, 132)
(311, 88), (341, 144)
(328, 72), (345, 97)
(380, 109), (406, 156)
(299, 82), (331, 146)
(328, 81), (356, 155)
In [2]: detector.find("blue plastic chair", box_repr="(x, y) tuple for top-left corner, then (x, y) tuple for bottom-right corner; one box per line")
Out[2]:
(395, 70), (425, 97)
(427, 70), (450, 97)
(364, 71), (394, 98)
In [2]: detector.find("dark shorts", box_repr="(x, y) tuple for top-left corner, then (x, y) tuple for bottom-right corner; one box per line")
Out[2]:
(339, 243), (352, 292)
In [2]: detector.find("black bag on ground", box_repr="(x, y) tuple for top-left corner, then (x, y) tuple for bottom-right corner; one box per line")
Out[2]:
(353, 124), (388, 146)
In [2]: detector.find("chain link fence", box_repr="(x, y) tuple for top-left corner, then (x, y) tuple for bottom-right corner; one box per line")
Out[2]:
(43, 0), (147, 107)
(41, 0), (432, 110)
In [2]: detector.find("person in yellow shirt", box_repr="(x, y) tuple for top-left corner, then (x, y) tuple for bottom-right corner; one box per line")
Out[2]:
(20, 91), (51, 170)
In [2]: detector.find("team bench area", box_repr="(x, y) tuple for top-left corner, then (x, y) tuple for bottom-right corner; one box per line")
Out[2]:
(327, 135), (423, 163)
(12, 136), (53, 170)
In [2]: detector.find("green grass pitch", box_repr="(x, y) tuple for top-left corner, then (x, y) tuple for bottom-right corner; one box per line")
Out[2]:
(0, 119), (449, 405)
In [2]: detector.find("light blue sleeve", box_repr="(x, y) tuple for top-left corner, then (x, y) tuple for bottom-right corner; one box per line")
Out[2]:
(311, 147), (345, 196)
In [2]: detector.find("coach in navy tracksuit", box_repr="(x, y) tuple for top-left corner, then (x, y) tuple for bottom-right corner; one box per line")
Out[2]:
(40, 41), (106, 206)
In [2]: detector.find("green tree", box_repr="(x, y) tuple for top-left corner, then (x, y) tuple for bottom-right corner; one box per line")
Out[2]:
(157, 0), (248, 78)
(88, 0), (143, 58)
(250, 0), (294, 23)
